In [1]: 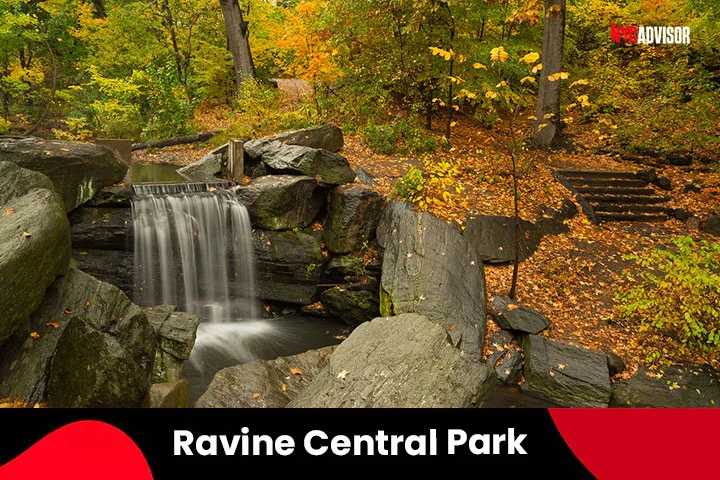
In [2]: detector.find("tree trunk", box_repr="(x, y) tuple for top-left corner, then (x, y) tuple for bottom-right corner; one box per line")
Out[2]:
(132, 131), (216, 151)
(91, 0), (107, 18)
(533, 0), (566, 147)
(219, 0), (255, 97)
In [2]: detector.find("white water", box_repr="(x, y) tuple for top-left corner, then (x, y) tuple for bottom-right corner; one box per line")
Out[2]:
(132, 182), (259, 322)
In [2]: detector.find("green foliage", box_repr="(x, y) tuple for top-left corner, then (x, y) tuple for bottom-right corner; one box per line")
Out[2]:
(617, 236), (720, 363)
(362, 120), (437, 155)
(214, 79), (315, 144)
(139, 61), (195, 140)
(391, 166), (425, 205)
(569, 0), (720, 158)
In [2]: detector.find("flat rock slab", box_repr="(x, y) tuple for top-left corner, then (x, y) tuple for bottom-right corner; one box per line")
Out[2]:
(235, 175), (322, 230)
(521, 334), (611, 408)
(251, 124), (344, 153)
(0, 161), (70, 345)
(288, 314), (494, 408)
(490, 295), (550, 334)
(195, 346), (336, 408)
(0, 137), (128, 212)
(376, 201), (485, 358)
(245, 140), (355, 185)
(611, 366), (720, 408)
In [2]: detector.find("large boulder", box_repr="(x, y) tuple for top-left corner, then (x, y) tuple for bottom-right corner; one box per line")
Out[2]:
(376, 201), (485, 358)
(463, 215), (542, 264)
(323, 184), (384, 254)
(177, 144), (227, 181)
(521, 335), (611, 408)
(611, 366), (720, 408)
(0, 161), (70, 345)
(245, 141), (355, 185)
(320, 287), (379, 324)
(69, 207), (133, 251)
(254, 230), (328, 305)
(288, 314), (495, 408)
(253, 124), (344, 153)
(145, 306), (200, 383)
(0, 137), (128, 212)
(235, 175), (322, 230)
(0, 269), (156, 406)
(195, 346), (336, 408)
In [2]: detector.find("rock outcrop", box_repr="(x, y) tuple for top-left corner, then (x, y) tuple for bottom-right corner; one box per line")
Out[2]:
(376, 201), (485, 358)
(289, 314), (494, 408)
(0, 161), (70, 345)
(0, 137), (128, 212)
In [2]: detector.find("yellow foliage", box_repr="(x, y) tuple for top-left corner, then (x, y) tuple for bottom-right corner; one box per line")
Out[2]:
(519, 52), (540, 65)
(490, 46), (509, 63)
(548, 71), (569, 82)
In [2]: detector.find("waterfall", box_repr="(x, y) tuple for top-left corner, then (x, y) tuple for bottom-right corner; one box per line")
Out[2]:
(131, 182), (258, 322)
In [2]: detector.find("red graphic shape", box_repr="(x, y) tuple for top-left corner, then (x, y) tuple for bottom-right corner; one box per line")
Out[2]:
(0, 420), (152, 479)
(550, 409), (720, 479)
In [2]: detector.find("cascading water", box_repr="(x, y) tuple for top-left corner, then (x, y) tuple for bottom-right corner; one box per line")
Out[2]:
(131, 181), (258, 322)
(130, 178), (346, 404)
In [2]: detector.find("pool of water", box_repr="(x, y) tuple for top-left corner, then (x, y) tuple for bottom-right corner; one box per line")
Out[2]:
(132, 163), (187, 183)
(183, 315), (349, 405)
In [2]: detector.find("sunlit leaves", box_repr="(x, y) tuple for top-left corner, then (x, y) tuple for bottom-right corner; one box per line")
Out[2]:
(532, 63), (543, 74)
(570, 78), (589, 88)
(520, 76), (536, 84)
(547, 71), (569, 82)
(473, 62), (487, 70)
(490, 46), (508, 63)
(429, 46), (454, 61)
(519, 52), (540, 65)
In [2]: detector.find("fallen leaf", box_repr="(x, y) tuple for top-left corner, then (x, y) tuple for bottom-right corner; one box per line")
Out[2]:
(448, 324), (456, 331)
(30, 332), (40, 339)
(252, 393), (260, 399)
(289, 368), (303, 376)
(22, 231), (31, 238)
(63, 308), (73, 315)
(337, 370), (348, 380)
(2, 208), (16, 216)
(281, 383), (287, 392)
(46, 321), (60, 328)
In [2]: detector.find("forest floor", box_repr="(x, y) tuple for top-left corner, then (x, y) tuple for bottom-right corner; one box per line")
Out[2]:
(131, 112), (720, 377)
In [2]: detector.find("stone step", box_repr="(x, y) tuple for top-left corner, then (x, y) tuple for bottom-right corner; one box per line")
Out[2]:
(593, 204), (669, 214)
(557, 170), (638, 180)
(576, 187), (655, 196)
(568, 178), (648, 188)
(597, 213), (669, 222)
(585, 195), (670, 205)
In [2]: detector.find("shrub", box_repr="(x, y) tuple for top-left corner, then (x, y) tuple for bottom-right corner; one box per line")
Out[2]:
(391, 156), (465, 211)
(616, 236), (720, 363)
(362, 119), (437, 155)
(213, 79), (315, 144)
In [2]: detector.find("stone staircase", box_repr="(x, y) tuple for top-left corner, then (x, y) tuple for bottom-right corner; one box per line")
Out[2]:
(555, 170), (671, 223)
